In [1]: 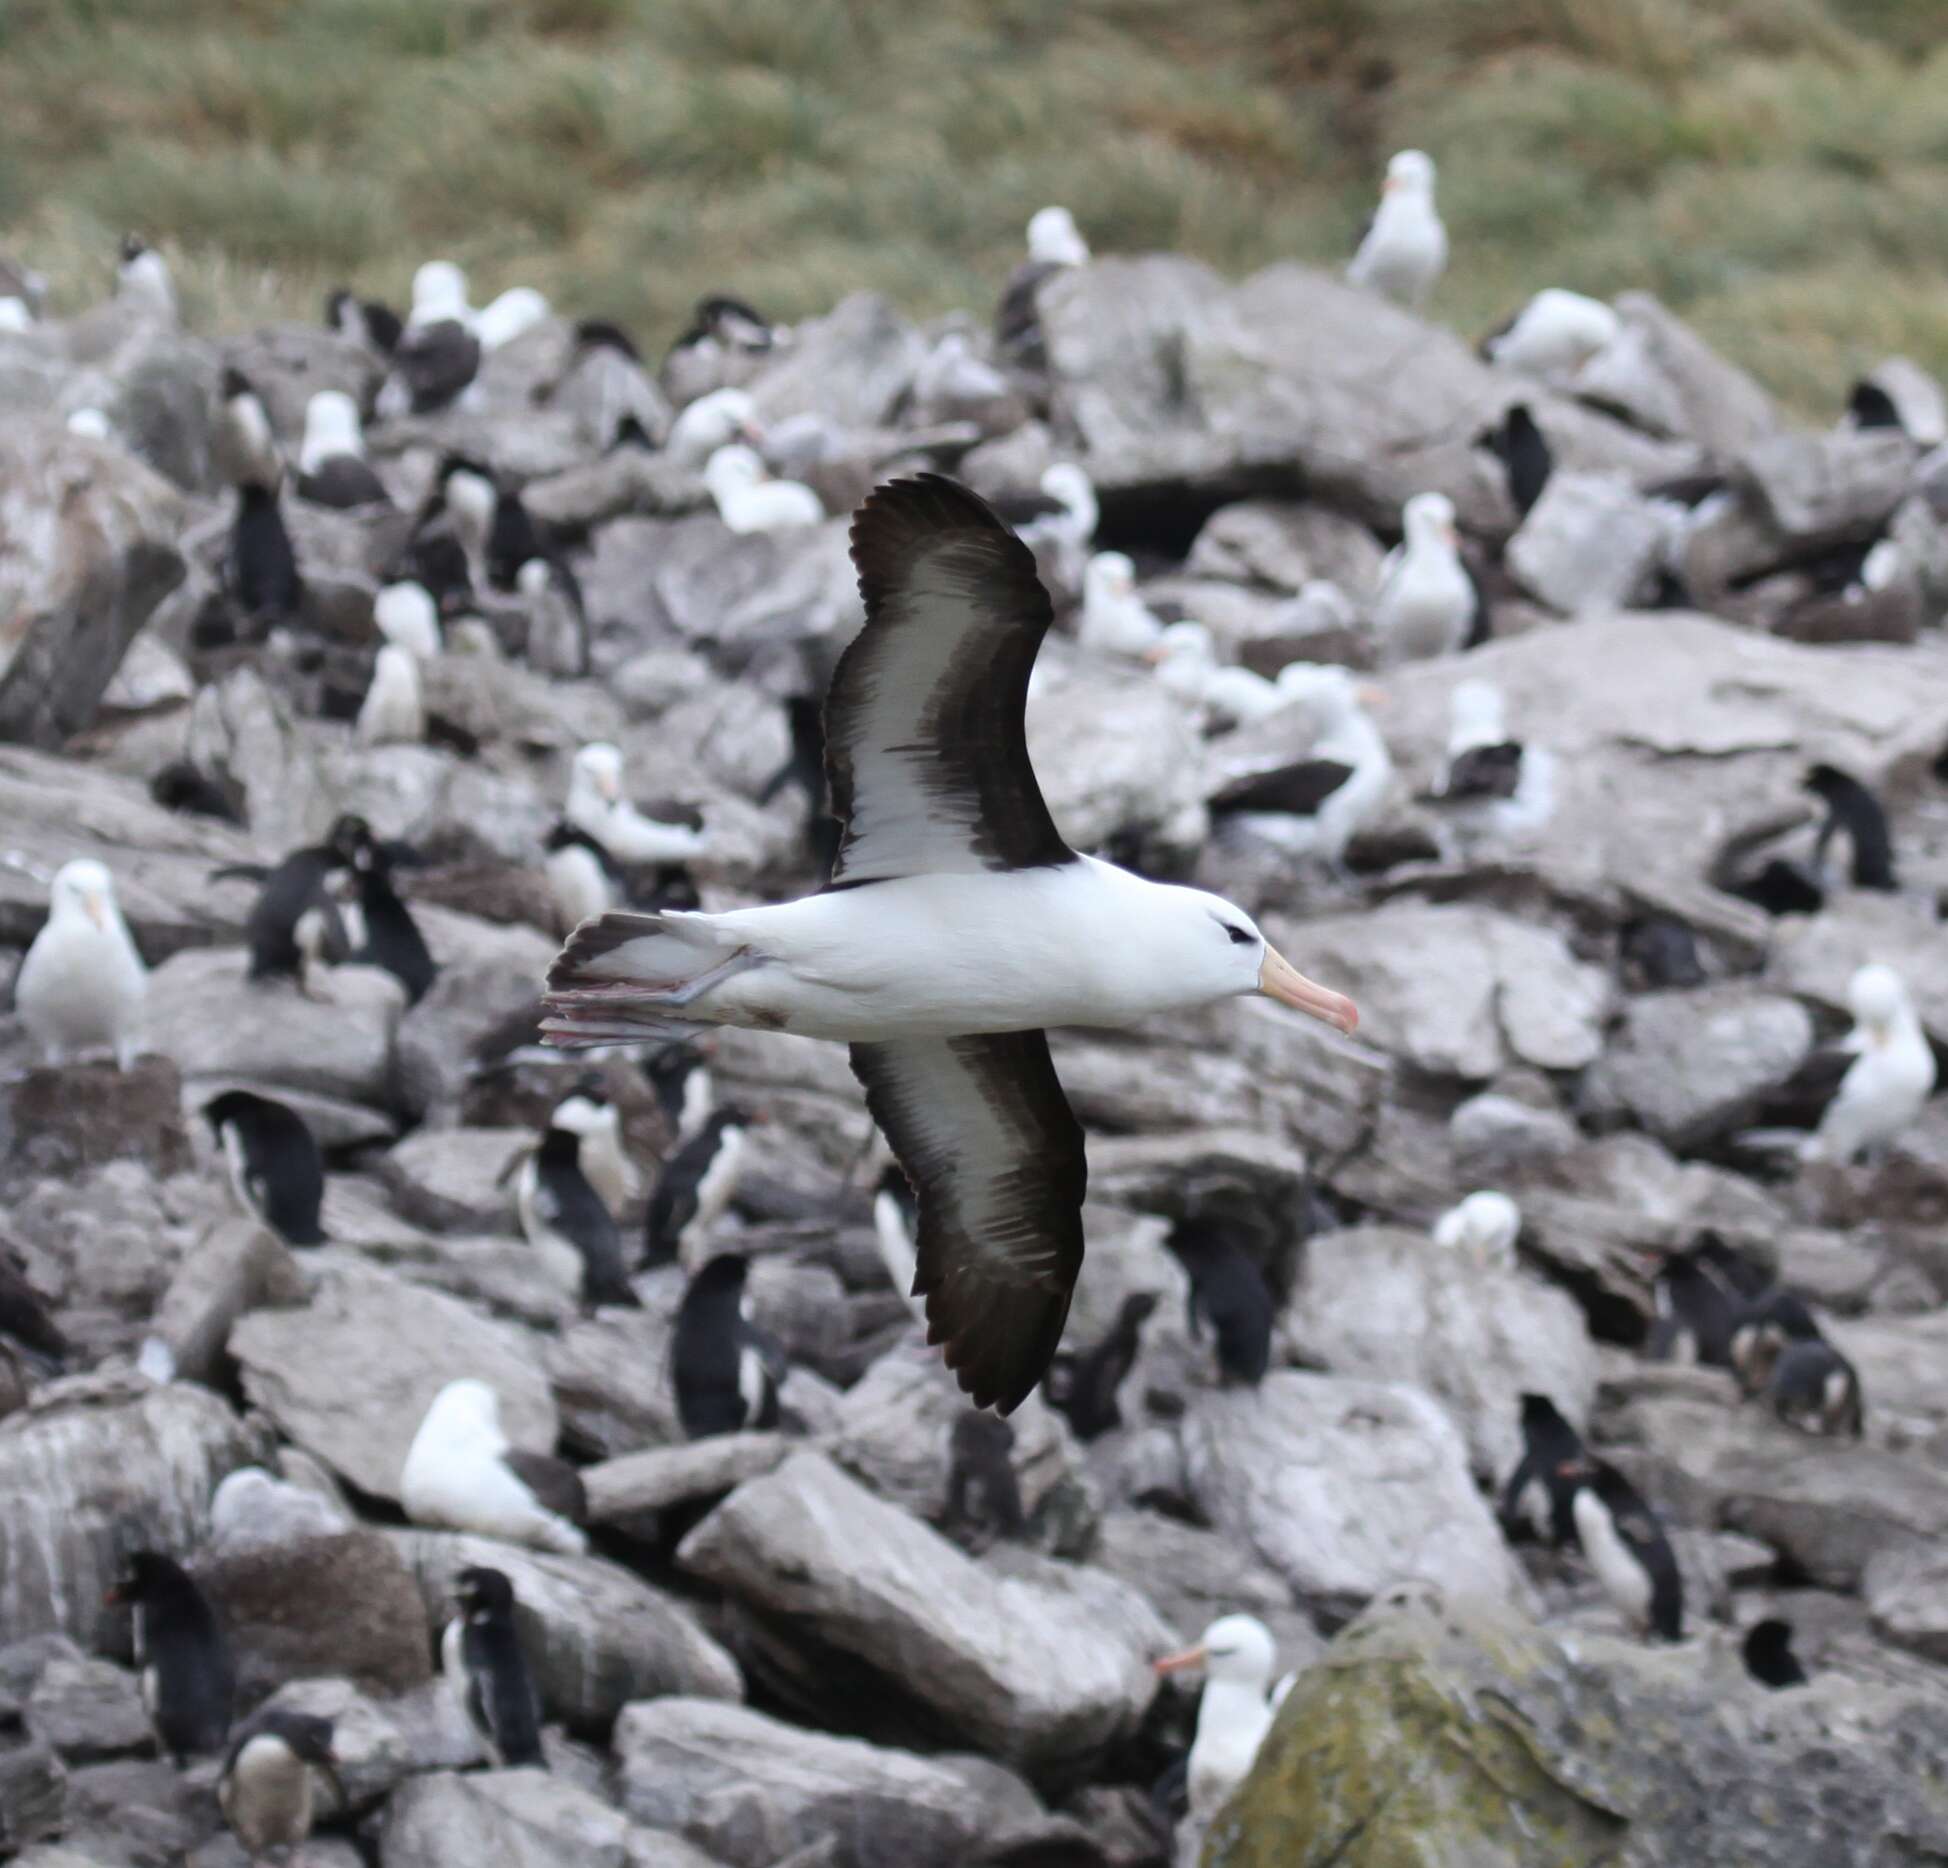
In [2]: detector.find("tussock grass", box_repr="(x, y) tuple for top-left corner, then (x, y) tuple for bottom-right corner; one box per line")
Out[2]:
(2, 0), (1942, 414)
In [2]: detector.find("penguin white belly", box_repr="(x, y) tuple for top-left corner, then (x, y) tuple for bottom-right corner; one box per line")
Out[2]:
(737, 1342), (769, 1425)
(578, 1122), (636, 1216)
(687, 1127), (747, 1240)
(221, 1733), (312, 1851)
(219, 1123), (262, 1221)
(516, 1159), (588, 1299)
(1574, 1491), (1653, 1628)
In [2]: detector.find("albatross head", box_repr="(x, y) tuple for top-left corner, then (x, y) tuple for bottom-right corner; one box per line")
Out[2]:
(1848, 962), (1911, 1038)
(1153, 1612), (1279, 1689)
(572, 742), (626, 808)
(1384, 149), (1437, 198)
(1403, 490), (1459, 553)
(416, 1377), (506, 1451)
(1027, 205), (1090, 267)
(1138, 879), (1358, 1035)
(51, 858), (119, 933)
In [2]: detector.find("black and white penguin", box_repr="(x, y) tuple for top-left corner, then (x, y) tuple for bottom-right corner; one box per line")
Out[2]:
(324, 286), (402, 357)
(644, 1042), (715, 1144)
(296, 390), (390, 510)
(1561, 1459), (1684, 1642)
(1742, 1618), (1808, 1689)
(1165, 1217), (1273, 1386)
(218, 1708), (340, 1861)
(202, 1090), (326, 1246)
(211, 816), (365, 993)
(1727, 1286), (1823, 1395)
(1041, 1292), (1158, 1440)
(216, 366), (281, 491)
(1618, 913), (1705, 992)
(944, 1411), (1025, 1547)
(517, 556), (588, 679)
(1646, 1232), (1769, 1368)
(671, 1253), (784, 1439)
(0, 1248), (67, 1366)
(484, 482), (545, 595)
(515, 1114), (639, 1311)
(105, 1550), (235, 1764)
(662, 293), (780, 406)
(442, 1565), (545, 1768)
(1496, 1393), (1585, 1548)
(547, 1078), (636, 1216)
(1804, 763), (1897, 891)
(378, 315), (480, 417)
(343, 829), (439, 1006)
(644, 1107), (753, 1268)
(1478, 402), (1552, 517)
(1768, 1337), (1865, 1438)
(229, 481), (304, 629)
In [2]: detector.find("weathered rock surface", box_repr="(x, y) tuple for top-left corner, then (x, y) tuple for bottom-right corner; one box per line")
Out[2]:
(382, 1767), (724, 1868)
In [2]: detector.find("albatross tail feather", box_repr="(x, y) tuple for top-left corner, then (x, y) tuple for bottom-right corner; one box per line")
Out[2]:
(541, 910), (741, 1050)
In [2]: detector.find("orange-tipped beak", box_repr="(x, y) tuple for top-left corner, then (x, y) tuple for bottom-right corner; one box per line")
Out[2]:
(1140, 642), (1170, 665)
(1259, 945), (1359, 1035)
(1356, 685), (1388, 708)
(1153, 1644), (1208, 1675)
(84, 893), (107, 930)
(1382, 175), (1402, 195)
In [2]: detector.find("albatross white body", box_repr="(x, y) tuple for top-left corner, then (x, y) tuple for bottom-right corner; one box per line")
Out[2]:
(545, 474), (1356, 1412)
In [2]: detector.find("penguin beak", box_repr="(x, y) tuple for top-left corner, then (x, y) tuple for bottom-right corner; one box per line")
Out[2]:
(1153, 1643), (1208, 1675)
(1258, 945), (1360, 1035)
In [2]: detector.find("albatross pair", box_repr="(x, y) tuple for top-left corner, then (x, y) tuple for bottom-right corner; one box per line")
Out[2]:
(542, 475), (1358, 1411)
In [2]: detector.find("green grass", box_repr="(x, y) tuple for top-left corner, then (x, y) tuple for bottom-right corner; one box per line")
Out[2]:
(3, 0), (1946, 414)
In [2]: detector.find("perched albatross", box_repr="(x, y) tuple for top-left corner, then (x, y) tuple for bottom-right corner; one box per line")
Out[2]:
(542, 475), (1358, 1409)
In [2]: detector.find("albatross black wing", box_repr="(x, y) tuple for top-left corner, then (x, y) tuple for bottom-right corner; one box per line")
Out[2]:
(829, 474), (1074, 885)
(1210, 759), (1357, 817)
(850, 1029), (1086, 1413)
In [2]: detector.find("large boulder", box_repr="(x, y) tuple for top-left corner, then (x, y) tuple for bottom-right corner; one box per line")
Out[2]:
(0, 428), (186, 747)
(228, 1266), (555, 1500)
(676, 1452), (1163, 1771)
(1212, 1594), (1948, 1868)
(380, 1769), (720, 1868)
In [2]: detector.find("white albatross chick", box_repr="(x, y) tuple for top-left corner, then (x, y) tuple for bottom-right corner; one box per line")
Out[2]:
(1027, 204), (1091, 267)
(1145, 622), (1284, 728)
(356, 644), (424, 746)
(1153, 1614), (1280, 1820)
(1076, 551), (1164, 657)
(399, 1378), (586, 1554)
(666, 387), (761, 469)
(1432, 1189), (1521, 1271)
(474, 285), (550, 352)
(15, 859), (147, 1070)
(1348, 150), (1447, 307)
(567, 742), (708, 865)
(407, 259), (472, 330)
(703, 443), (823, 534)
(1373, 492), (1476, 662)
(542, 475), (1358, 1412)
(373, 580), (442, 661)
(1804, 963), (1937, 1165)
(1435, 677), (1554, 835)
(1483, 288), (1619, 380)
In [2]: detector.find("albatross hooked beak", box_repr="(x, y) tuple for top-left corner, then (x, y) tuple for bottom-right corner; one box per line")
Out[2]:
(1259, 945), (1359, 1035)
(84, 889), (108, 930)
(1153, 1643), (1208, 1675)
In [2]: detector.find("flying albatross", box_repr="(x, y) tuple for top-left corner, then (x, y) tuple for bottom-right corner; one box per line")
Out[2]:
(541, 474), (1358, 1410)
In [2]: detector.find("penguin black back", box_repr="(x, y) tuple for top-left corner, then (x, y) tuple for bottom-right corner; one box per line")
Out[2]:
(1805, 763), (1897, 891)
(485, 484), (543, 592)
(1497, 1392), (1584, 1547)
(1165, 1218), (1272, 1385)
(1648, 1234), (1765, 1368)
(1769, 1337), (1865, 1438)
(645, 1107), (747, 1266)
(451, 1566), (544, 1767)
(203, 1090), (326, 1245)
(1619, 914), (1705, 991)
(231, 482), (303, 626)
(945, 1411), (1025, 1545)
(107, 1550), (234, 1763)
(1572, 1461), (1683, 1642)
(1742, 1618), (1807, 1689)
(1042, 1291), (1158, 1440)
(347, 833), (439, 1005)
(220, 816), (365, 983)
(672, 1253), (777, 1439)
(1483, 403), (1552, 517)
(531, 1126), (637, 1309)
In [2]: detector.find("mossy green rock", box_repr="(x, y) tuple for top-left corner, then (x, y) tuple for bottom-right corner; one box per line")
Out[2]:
(1208, 1594), (1948, 1868)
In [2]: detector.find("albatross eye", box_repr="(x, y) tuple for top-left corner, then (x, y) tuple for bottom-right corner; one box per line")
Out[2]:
(1222, 924), (1255, 948)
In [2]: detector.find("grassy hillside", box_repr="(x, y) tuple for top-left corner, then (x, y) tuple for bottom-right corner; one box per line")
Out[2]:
(3, 0), (1946, 414)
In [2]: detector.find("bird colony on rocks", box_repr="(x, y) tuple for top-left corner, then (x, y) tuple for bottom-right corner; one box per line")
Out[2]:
(2, 164), (1948, 1868)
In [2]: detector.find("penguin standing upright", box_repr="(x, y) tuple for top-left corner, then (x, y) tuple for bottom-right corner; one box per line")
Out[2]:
(1496, 1393), (1585, 1547)
(343, 829), (438, 1004)
(213, 816), (366, 995)
(215, 367), (281, 491)
(1041, 1292), (1159, 1440)
(644, 1107), (753, 1268)
(1805, 763), (1897, 891)
(202, 1090), (327, 1245)
(644, 1042), (714, 1142)
(671, 1254), (784, 1439)
(1165, 1218), (1273, 1386)
(105, 1551), (235, 1764)
(229, 482), (304, 630)
(547, 1079), (636, 1217)
(515, 1115), (640, 1310)
(442, 1566), (545, 1768)
(944, 1411), (1025, 1548)
(218, 1708), (340, 1860)
(1561, 1459), (1684, 1642)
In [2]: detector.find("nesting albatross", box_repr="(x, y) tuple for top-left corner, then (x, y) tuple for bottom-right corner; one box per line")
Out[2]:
(542, 475), (1358, 1410)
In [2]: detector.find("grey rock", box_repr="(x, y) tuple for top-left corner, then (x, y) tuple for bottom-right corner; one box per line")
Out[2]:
(613, 1697), (1012, 1868)
(379, 1128), (528, 1232)
(145, 946), (404, 1108)
(382, 1769), (723, 1868)
(583, 1435), (791, 1523)
(1865, 1544), (1948, 1664)
(1181, 1373), (1525, 1615)
(24, 1657), (150, 1762)
(220, 323), (379, 449)
(524, 448), (704, 535)
(0, 1738), (65, 1851)
(1587, 292), (1781, 456)
(749, 294), (926, 431)
(1506, 470), (1670, 613)
(3, 1055), (192, 1187)
(1184, 499), (1386, 600)
(1739, 428), (1913, 549)
(228, 1265), (556, 1500)
(144, 1218), (306, 1387)
(389, 1531), (741, 1737)
(547, 1305), (682, 1458)
(1448, 1090), (1579, 1175)
(677, 1451), (1162, 1769)
(0, 428), (187, 747)
(1284, 1225), (1598, 1480)
(260, 1675), (428, 1814)
(183, 667), (327, 854)
(1761, 892), (1948, 1046)
(1581, 986), (1814, 1147)
(57, 1751), (218, 1861)
(207, 1465), (352, 1554)
(0, 1376), (257, 1647)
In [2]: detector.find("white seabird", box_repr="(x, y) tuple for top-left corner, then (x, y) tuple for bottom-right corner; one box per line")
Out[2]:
(399, 1378), (587, 1554)
(1373, 491), (1479, 662)
(1153, 1613), (1282, 1820)
(1144, 622), (1285, 729)
(1075, 551), (1165, 657)
(703, 443), (824, 534)
(15, 858), (147, 1070)
(407, 259), (473, 330)
(542, 475), (1358, 1410)
(474, 285), (550, 352)
(297, 390), (390, 509)
(666, 386), (762, 470)
(1347, 150), (1447, 307)
(1804, 963), (1937, 1165)
(567, 742), (708, 865)
(1482, 288), (1619, 380)
(373, 580), (442, 662)
(1432, 1189), (1521, 1271)
(355, 644), (425, 746)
